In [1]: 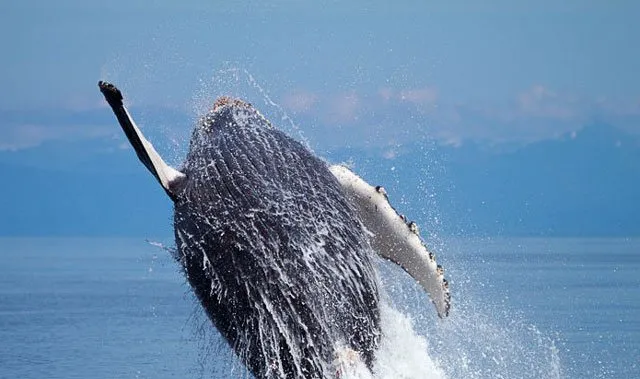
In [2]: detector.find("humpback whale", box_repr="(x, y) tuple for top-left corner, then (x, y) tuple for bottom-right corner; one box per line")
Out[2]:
(98, 81), (449, 379)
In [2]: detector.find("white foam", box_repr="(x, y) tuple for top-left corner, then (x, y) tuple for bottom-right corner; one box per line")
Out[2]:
(334, 299), (446, 379)
(371, 302), (447, 379)
(377, 259), (564, 379)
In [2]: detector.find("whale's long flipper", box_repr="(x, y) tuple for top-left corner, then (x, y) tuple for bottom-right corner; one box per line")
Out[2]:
(98, 81), (185, 200)
(330, 165), (450, 318)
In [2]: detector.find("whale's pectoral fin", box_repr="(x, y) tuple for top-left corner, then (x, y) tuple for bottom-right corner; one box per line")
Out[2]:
(98, 81), (186, 200)
(330, 165), (451, 318)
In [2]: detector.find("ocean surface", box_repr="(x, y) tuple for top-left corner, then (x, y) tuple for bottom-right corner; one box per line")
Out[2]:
(0, 237), (637, 379)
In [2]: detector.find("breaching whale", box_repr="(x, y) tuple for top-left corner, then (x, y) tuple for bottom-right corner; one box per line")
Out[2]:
(98, 81), (450, 379)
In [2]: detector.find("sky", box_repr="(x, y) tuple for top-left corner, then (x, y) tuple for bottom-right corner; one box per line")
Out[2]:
(0, 0), (639, 236)
(2, 1), (640, 146)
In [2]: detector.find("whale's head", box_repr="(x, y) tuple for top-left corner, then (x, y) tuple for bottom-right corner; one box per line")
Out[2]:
(200, 97), (273, 133)
(180, 97), (274, 172)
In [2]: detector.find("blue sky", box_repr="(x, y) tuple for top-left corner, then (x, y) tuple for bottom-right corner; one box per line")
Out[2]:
(2, 1), (640, 145)
(0, 1), (639, 236)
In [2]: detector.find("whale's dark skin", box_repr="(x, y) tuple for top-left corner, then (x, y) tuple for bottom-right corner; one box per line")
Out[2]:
(99, 83), (381, 378)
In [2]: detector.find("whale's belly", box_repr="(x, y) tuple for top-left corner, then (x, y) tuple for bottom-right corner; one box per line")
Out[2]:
(173, 121), (380, 378)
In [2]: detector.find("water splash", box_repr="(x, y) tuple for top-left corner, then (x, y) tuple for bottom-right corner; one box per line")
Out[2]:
(149, 237), (561, 379)
(190, 65), (309, 147)
(379, 258), (564, 379)
(372, 302), (447, 379)
(140, 67), (563, 379)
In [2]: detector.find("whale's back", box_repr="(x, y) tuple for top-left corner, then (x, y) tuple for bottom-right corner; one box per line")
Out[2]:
(173, 102), (380, 378)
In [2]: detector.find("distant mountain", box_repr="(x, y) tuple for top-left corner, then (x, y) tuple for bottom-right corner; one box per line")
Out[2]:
(445, 123), (640, 236)
(0, 120), (637, 237)
(326, 122), (640, 237)
(0, 140), (172, 237)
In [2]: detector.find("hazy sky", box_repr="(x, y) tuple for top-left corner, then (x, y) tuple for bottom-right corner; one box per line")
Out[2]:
(1, 1), (639, 147)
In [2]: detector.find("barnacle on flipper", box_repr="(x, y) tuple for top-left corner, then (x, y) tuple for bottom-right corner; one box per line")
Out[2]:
(408, 221), (420, 235)
(375, 185), (388, 198)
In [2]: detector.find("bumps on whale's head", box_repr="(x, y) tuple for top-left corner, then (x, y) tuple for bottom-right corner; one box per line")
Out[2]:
(213, 96), (251, 111)
(187, 96), (275, 157)
(199, 97), (273, 133)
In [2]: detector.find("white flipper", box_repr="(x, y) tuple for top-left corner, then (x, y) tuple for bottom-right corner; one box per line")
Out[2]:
(98, 81), (185, 200)
(330, 165), (450, 318)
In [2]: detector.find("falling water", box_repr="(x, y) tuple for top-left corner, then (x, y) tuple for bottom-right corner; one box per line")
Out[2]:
(141, 67), (564, 379)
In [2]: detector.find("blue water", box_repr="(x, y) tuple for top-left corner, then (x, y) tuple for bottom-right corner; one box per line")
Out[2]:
(439, 238), (640, 378)
(0, 237), (638, 378)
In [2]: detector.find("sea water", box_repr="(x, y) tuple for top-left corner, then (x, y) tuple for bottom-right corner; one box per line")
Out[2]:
(0, 237), (637, 378)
